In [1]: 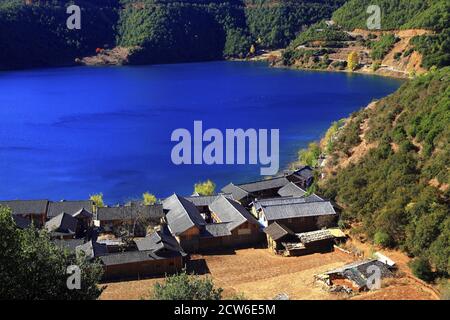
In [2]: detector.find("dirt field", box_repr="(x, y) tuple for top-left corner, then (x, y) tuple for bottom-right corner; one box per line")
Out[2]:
(99, 247), (438, 300)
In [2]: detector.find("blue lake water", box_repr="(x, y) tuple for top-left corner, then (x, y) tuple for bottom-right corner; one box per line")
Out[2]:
(0, 61), (402, 204)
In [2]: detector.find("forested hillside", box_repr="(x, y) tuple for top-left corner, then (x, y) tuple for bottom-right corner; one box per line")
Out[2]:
(244, 0), (345, 48)
(0, 0), (119, 69)
(332, 0), (448, 31)
(0, 0), (342, 69)
(319, 67), (449, 278)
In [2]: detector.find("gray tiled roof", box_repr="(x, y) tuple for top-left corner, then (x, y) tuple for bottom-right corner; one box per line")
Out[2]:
(163, 194), (205, 236)
(304, 194), (324, 202)
(237, 176), (290, 193)
(297, 229), (335, 244)
(209, 196), (258, 231)
(47, 200), (93, 218)
(254, 194), (324, 211)
(96, 204), (163, 221)
(201, 223), (232, 238)
(76, 240), (108, 259)
(99, 250), (181, 266)
(0, 200), (48, 215)
(221, 183), (249, 201)
(185, 194), (234, 207)
(254, 196), (309, 211)
(72, 208), (93, 219)
(261, 201), (336, 221)
(45, 212), (78, 234)
(13, 215), (31, 229)
(264, 222), (295, 241)
(293, 166), (314, 180)
(134, 227), (184, 254)
(324, 260), (393, 288)
(277, 182), (307, 197)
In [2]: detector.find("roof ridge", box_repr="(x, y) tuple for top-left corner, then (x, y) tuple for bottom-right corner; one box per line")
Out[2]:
(237, 175), (286, 186)
(173, 194), (200, 227)
(261, 200), (331, 209)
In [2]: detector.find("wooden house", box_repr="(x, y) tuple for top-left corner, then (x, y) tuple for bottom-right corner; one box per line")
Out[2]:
(99, 227), (185, 281)
(45, 212), (78, 239)
(184, 193), (234, 221)
(263, 222), (298, 252)
(221, 176), (292, 206)
(95, 204), (164, 236)
(253, 197), (337, 232)
(0, 200), (49, 227)
(285, 166), (315, 189)
(164, 194), (263, 252)
(264, 223), (345, 256)
(47, 200), (94, 236)
(163, 194), (206, 252)
(317, 260), (394, 292)
(206, 195), (262, 248)
(99, 250), (184, 281)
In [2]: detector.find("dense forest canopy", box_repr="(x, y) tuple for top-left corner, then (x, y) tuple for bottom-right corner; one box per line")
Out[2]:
(0, 0), (343, 69)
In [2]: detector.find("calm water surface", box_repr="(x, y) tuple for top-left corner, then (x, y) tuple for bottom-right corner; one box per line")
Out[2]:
(0, 61), (402, 203)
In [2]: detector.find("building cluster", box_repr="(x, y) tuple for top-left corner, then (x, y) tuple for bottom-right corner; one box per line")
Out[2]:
(1, 166), (350, 281)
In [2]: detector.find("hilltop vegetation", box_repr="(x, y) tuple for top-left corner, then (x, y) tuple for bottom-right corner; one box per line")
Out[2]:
(0, 0), (118, 69)
(332, 0), (448, 31)
(245, 0), (345, 48)
(319, 68), (450, 277)
(0, 0), (342, 69)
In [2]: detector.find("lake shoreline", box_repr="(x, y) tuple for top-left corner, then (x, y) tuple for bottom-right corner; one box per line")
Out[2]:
(0, 61), (403, 203)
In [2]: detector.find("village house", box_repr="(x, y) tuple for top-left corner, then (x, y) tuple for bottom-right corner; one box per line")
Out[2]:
(184, 193), (234, 220)
(47, 200), (94, 237)
(315, 259), (394, 292)
(164, 194), (264, 252)
(134, 225), (186, 257)
(264, 223), (346, 256)
(47, 200), (94, 219)
(285, 166), (315, 189)
(95, 203), (164, 236)
(163, 194), (206, 252)
(206, 195), (262, 248)
(99, 227), (185, 281)
(221, 176), (292, 206)
(0, 200), (49, 227)
(253, 197), (337, 232)
(45, 212), (79, 239)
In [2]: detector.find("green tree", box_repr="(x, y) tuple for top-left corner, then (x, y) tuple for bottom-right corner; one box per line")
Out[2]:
(152, 271), (223, 300)
(409, 257), (434, 282)
(90, 193), (105, 208)
(298, 142), (321, 167)
(374, 231), (392, 247)
(347, 51), (359, 71)
(0, 206), (104, 299)
(142, 192), (157, 205)
(194, 180), (216, 196)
